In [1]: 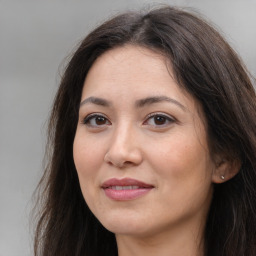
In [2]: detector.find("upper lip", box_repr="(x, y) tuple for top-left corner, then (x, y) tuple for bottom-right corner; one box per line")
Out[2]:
(101, 178), (154, 188)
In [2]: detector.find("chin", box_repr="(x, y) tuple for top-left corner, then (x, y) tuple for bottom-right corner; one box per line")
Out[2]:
(97, 211), (151, 236)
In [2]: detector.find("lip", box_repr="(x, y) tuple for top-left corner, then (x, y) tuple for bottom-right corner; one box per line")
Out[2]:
(101, 178), (154, 201)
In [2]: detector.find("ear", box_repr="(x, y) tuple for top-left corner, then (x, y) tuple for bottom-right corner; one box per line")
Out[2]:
(212, 158), (241, 184)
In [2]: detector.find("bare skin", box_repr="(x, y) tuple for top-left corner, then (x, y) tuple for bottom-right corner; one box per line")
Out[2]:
(73, 45), (236, 255)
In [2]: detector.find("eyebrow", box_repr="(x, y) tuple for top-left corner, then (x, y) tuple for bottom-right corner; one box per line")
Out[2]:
(80, 97), (111, 107)
(80, 95), (186, 111)
(135, 96), (186, 111)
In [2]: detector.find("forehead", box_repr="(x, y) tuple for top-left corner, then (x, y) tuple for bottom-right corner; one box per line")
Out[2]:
(84, 46), (179, 94)
(85, 45), (169, 84)
(82, 45), (199, 112)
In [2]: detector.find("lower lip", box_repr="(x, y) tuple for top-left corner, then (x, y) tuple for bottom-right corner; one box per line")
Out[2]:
(103, 188), (152, 201)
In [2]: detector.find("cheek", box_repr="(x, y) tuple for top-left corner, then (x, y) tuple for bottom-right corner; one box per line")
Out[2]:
(73, 133), (104, 199)
(73, 135), (101, 216)
(149, 134), (207, 172)
(150, 143), (213, 222)
(73, 132), (105, 174)
(146, 130), (213, 196)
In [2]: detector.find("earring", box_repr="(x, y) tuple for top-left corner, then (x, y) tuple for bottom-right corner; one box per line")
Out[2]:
(220, 175), (225, 180)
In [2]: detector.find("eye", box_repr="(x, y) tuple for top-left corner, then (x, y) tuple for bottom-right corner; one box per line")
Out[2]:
(82, 114), (111, 128)
(143, 113), (175, 128)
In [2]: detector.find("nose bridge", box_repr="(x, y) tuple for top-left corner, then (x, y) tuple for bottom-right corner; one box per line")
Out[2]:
(105, 119), (142, 167)
(112, 120), (136, 153)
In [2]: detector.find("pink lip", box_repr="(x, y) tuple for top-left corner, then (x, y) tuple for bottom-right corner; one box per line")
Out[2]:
(101, 178), (154, 201)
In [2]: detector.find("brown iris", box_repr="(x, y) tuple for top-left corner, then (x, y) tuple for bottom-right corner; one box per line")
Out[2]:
(154, 116), (166, 125)
(95, 116), (107, 125)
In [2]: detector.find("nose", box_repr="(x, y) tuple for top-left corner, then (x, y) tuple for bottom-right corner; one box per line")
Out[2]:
(104, 124), (143, 168)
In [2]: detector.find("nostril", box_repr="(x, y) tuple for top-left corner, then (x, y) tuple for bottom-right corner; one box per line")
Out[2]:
(122, 161), (135, 167)
(104, 145), (143, 168)
(104, 157), (137, 168)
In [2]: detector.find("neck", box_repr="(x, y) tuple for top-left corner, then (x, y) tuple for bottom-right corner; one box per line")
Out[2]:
(115, 220), (205, 256)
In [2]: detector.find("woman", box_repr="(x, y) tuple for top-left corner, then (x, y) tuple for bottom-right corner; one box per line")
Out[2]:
(34, 6), (256, 256)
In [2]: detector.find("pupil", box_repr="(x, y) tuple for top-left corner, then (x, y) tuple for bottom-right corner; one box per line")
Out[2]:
(154, 116), (165, 125)
(96, 116), (106, 125)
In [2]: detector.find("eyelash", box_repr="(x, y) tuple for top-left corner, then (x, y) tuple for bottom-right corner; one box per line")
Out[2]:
(82, 113), (111, 128)
(143, 112), (176, 128)
(82, 112), (176, 129)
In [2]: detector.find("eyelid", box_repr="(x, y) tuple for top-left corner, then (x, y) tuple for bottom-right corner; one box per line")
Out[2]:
(143, 112), (176, 127)
(146, 112), (175, 120)
(82, 112), (111, 126)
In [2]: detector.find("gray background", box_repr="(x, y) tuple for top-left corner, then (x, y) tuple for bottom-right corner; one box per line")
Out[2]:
(1, 0), (255, 255)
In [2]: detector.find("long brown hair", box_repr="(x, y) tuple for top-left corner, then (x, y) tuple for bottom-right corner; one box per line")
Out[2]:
(34, 6), (256, 256)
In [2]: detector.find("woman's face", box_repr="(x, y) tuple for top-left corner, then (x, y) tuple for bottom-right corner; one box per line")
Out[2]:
(73, 45), (216, 238)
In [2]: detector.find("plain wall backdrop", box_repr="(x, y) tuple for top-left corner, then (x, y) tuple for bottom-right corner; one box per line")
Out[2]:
(0, 0), (255, 255)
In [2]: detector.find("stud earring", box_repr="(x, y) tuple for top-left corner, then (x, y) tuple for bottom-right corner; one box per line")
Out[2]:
(220, 175), (225, 180)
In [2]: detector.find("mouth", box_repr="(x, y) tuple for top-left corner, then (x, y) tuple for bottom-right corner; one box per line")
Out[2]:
(101, 178), (154, 201)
